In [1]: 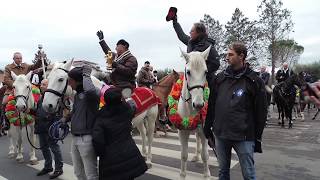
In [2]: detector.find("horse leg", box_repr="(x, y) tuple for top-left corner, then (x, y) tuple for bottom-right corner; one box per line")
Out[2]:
(287, 105), (293, 128)
(136, 122), (147, 159)
(198, 128), (211, 179)
(16, 127), (24, 163)
(179, 130), (190, 179)
(28, 124), (38, 165)
(145, 106), (157, 168)
(8, 126), (16, 158)
(191, 130), (201, 162)
(281, 106), (285, 128)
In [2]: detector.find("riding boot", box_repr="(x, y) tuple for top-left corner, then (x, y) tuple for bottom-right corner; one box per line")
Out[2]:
(125, 97), (137, 114)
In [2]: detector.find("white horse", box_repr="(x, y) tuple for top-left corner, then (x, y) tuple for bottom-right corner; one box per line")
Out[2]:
(8, 71), (38, 164)
(177, 46), (211, 179)
(41, 59), (158, 168)
(42, 60), (104, 114)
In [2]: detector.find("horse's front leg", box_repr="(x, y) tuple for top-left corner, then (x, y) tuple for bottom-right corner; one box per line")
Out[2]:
(198, 128), (211, 179)
(288, 106), (294, 128)
(146, 109), (157, 168)
(179, 130), (190, 179)
(28, 124), (38, 165)
(191, 129), (201, 162)
(16, 127), (24, 163)
(8, 126), (16, 158)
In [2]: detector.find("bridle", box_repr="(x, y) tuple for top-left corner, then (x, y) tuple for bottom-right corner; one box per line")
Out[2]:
(181, 66), (206, 102)
(14, 85), (32, 112)
(44, 68), (71, 110)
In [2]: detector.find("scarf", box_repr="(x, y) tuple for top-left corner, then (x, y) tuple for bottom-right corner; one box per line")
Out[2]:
(115, 50), (132, 64)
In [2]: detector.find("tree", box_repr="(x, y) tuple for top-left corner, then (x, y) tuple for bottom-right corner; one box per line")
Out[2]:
(257, 0), (294, 83)
(200, 14), (228, 70)
(270, 39), (304, 68)
(225, 8), (263, 68)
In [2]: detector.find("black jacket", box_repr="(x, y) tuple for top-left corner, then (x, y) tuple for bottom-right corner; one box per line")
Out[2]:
(34, 96), (62, 134)
(92, 102), (147, 180)
(205, 65), (267, 141)
(276, 69), (293, 83)
(173, 21), (220, 82)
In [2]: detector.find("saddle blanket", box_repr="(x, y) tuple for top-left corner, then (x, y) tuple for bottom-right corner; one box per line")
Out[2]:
(132, 87), (161, 117)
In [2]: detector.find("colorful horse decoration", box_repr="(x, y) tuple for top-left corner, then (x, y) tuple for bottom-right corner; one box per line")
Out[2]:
(168, 74), (209, 130)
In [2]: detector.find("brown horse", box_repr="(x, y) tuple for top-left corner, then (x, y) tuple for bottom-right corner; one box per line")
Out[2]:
(152, 70), (180, 136)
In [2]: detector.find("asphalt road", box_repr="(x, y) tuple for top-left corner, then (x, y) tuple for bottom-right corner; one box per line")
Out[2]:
(0, 107), (319, 180)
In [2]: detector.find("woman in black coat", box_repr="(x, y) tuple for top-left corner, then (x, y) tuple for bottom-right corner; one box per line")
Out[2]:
(92, 87), (147, 180)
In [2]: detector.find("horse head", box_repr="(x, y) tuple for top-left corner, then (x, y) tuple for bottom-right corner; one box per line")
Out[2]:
(180, 46), (211, 110)
(11, 71), (33, 112)
(42, 59), (73, 113)
(289, 72), (306, 89)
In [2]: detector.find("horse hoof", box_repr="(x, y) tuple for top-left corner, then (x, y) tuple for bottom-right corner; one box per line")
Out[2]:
(29, 160), (39, 165)
(8, 153), (15, 159)
(154, 133), (161, 138)
(16, 158), (24, 163)
(179, 173), (186, 180)
(278, 122), (281, 125)
(191, 156), (200, 162)
(147, 163), (152, 169)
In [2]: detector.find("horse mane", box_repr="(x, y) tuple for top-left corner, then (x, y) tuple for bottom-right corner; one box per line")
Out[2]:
(188, 52), (207, 71)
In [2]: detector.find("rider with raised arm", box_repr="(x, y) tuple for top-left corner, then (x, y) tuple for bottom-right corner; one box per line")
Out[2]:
(167, 7), (220, 82)
(96, 31), (138, 99)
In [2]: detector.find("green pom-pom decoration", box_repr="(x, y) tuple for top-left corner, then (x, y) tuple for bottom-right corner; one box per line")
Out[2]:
(169, 108), (177, 115)
(168, 96), (176, 107)
(204, 87), (210, 101)
(177, 79), (182, 84)
(32, 88), (41, 94)
(182, 117), (189, 128)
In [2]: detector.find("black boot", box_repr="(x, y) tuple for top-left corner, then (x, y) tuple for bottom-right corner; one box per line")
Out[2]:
(49, 169), (63, 179)
(37, 168), (53, 176)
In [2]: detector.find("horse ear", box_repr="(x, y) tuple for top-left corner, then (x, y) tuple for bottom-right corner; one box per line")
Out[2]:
(173, 69), (177, 73)
(26, 71), (33, 81)
(11, 71), (17, 81)
(64, 58), (74, 70)
(180, 47), (189, 63)
(201, 45), (211, 61)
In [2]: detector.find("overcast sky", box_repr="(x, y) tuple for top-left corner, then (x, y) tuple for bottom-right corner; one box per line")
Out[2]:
(0, 0), (319, 72)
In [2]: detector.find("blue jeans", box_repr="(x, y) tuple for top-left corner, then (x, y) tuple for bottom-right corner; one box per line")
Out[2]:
(38, 133), (63, 170)
(215, 136), (256, 180)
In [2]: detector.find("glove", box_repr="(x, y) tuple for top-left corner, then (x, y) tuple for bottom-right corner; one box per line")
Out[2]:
(166, 7), (177, 22)
(82, 65), (92, 77)
(112, 61), (118, 68)
(254, 139), (263, 153)
(96, 30), (104, 40)
(203, 125), (213, 139)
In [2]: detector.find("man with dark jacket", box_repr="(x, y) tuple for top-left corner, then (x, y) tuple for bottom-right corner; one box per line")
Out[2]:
(276, 62), (293, 83)
(204, 42), (267, 180)
(167, 9), (220, 82)
(35, 79), (63, 179)
(96, 30), (138, 99)
(66, 65), (99, 180)
(137, 61), (154, 88)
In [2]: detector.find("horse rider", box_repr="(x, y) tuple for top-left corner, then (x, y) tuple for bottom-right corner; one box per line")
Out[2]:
(276, 62), (294, 83)
(3, 52), (43, 104)
(259, 66), (272, 120)
(137, 61), (155, 88)
(34, 79), (64, 179)
(96, 30), (138, 99)
(204, 42), (267, 180)
(166, 7), (220, 82)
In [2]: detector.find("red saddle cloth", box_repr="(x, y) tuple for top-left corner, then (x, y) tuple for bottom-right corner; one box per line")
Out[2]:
(131, 87), (161, 117)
